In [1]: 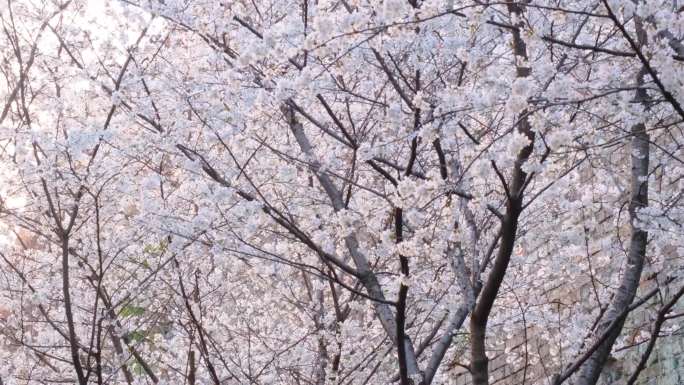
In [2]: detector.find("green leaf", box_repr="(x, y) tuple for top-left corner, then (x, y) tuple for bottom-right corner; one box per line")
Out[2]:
(126, 330), (146, 343)
(143, 239), (168, 255)
(119, 305), (145, 318)
(131, 360), (145, 376)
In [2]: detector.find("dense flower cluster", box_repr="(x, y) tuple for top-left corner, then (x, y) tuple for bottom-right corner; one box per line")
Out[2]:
(0, 1), (683, 385)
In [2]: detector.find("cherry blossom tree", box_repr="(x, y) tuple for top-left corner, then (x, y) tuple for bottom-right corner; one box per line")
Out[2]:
(1, 1), (683, 385)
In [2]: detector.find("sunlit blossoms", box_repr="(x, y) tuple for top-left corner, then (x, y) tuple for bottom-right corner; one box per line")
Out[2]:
(1, 1), (683, 385)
